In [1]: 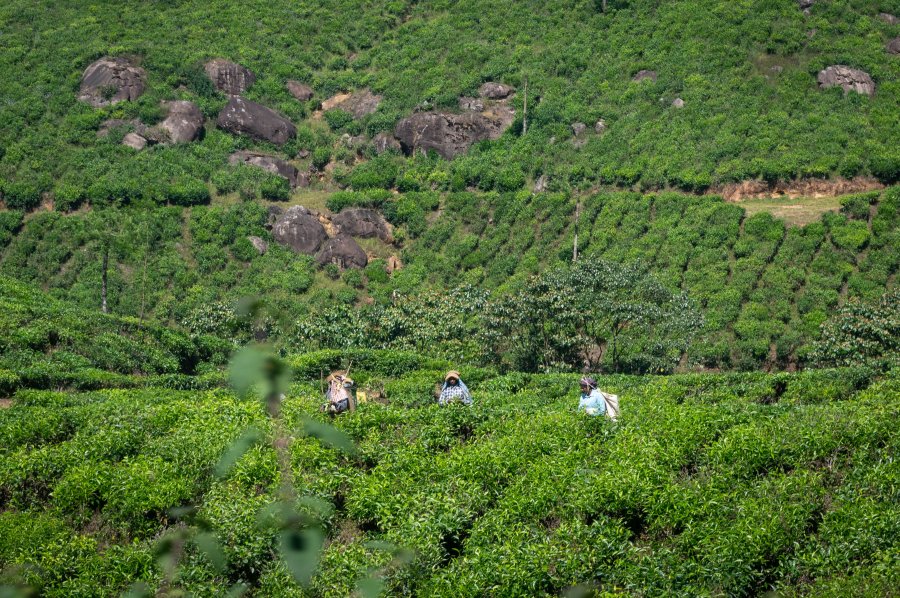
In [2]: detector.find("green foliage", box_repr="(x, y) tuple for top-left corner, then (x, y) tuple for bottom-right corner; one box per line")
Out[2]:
(0, 0), (894, 207)
(325, 189), (392, 212)
(0, 351), (899, 596)
(3, 180), (43, 210)
(312, 147), (332, 171)
(323, 109), (354, 132)
(811, 289), (900, 371)
(0, 275), (229, 393)
(485, 258), (702, 373)
(0, 209), (24, 249)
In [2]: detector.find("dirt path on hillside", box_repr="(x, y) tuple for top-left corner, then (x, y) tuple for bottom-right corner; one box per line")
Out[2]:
(713, 177), (883, 202)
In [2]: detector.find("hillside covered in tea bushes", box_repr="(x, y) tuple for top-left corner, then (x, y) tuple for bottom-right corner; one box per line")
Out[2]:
(0, 0), (898, 208)
(0, 347), (897, 596)
(1, 187), (897, 371)
(0, 275), (230, 395)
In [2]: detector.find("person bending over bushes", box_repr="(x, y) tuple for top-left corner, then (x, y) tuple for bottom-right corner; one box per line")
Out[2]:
(438, 370), (472, 406)
(322, 371), (355, 415)
(578, 376), (619, 419)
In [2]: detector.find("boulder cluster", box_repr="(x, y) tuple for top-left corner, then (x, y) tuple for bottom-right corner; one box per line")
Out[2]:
(77, 56), (523, 167)
(392, 81), (516, 159)
(269, 205), (393, 269)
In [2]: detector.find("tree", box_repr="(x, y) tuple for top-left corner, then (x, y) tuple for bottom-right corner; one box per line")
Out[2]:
(810, 289), (900, 371)
(483, 259), (703, 373)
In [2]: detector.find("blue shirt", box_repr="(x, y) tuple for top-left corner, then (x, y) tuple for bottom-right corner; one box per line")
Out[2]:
(579, 389), (606, 416)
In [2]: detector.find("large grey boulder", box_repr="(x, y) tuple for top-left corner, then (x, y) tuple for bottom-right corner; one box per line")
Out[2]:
(316, 235), (368, 269)
(272, 206), (327, 255)
(632, 70), (657, 83)
(478, 82), (515, 100)
(571, 122), (587, 137)
(817, 65), (876, 96)
(229, 151), (301, 188)
(394, 111), (510, 159)
(879, 13), (898, 25)
(672, 97), (685, 108)
(217, 97), (297, 145)
(204, 59), (255, 95)
(78, 57), (146, 107)
(887, 37), (900, 55)
(332, 208), (392, 242)
(158, 101), (204, 143)
(321, 89), (382, 118)
(287, 80), (314, 101)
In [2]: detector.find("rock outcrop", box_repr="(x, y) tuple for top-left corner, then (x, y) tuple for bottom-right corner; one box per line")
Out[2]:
(321, 89), (381, 118)
(373, 132), (401, 154)
(316, 235), (368, 269)
(571, 122), (587, 137)
(287, 80), (314, 101)
(122, 133), (148, 150)
(887, 37), (900, 55)
(595, 119), (607, 134)
(217, 97), (297, 145)
(229, 151), (302, 187)
(478, 82), (514, 99)
(672, 98), (685, 108)
(204, 59), (255, 95)
(158, 101), (204, 143)
(632, 70), (657, 83)
(459, 96), (485, 112)
(266, 205), (283, 229)
(817, 65), (876, 96)
(879, 13), (898, 25)
(272, 206), (327, 255)
(78, 57), (146, 107)
(332, 208), (392, 242)
(394, 111), (511, 159)
(248, 236), (268, 255)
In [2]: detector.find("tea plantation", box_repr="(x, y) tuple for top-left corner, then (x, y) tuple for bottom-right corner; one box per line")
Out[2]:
(1, 345), (898, 596)
(2, 187), (897, 370)
(0, 0), (899, 203)
(1, 0), (900, 593)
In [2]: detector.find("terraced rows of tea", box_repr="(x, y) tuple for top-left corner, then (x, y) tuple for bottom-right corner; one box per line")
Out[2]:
(2, 188), (898, 372)
(1, 354), (897, 596)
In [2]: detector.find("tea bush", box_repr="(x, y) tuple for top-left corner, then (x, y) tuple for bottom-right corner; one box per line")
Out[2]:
(0, 356), (897, 595)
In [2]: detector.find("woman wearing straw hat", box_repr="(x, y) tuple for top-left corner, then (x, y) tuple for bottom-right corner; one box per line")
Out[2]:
(438, 370), (472, 406)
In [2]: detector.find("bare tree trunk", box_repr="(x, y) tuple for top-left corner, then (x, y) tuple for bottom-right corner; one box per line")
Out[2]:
(573, 200), (580, 263)
(139, 251), (147, 323)
(602, 0), (608, 12)
(101, 245), (109, 314)
(522, 78), (528, 135)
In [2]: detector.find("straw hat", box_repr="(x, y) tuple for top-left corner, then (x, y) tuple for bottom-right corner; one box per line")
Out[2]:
(445, 370), (461, 382)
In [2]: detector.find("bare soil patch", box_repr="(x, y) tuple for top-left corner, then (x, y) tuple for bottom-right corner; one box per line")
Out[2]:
(714, 177), (882, 202)
(0, 399), (13, 409)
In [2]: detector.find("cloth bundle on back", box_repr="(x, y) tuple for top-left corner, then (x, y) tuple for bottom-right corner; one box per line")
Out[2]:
(578, 376), (619, 420)
(323, 370), (355, 414)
